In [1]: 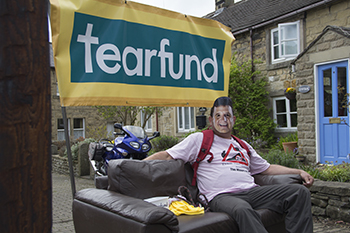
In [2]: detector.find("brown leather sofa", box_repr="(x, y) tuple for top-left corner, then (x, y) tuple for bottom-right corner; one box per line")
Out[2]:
(73, 159), (302, 233)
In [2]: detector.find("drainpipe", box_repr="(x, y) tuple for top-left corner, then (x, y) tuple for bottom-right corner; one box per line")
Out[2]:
(250, 28), (254, 81)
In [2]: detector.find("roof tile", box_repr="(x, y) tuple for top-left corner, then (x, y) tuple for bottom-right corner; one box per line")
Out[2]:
(208, 0), (338, 33)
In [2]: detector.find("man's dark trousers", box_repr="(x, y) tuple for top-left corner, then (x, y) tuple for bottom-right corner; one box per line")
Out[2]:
(209, 184), (313, 233)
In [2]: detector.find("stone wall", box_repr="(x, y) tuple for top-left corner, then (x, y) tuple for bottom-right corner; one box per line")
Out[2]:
(310, 180), (350, 222)
(52, 143), (91, 177)
(154, 107), (176, 136)
(305, 0), (350, 45)
(52, 154), (79, 176)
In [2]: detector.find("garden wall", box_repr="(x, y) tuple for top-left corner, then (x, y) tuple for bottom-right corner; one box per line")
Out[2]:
(52, 154), (79, 176)
(310, 180), (350, 222)
(52, 143), (91, 177)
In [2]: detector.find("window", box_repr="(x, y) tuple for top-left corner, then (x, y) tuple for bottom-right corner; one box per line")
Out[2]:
(140, 110), (152, 132)
(177, 107), (195, 132)
(73, 118), (85, 139)
(271, 21), (300, 63)
(273, 97), (297, 130)
(57, 118), (70, 140)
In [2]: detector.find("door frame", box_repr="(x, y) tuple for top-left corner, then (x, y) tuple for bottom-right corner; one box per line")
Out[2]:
(314, 58), (350, 163)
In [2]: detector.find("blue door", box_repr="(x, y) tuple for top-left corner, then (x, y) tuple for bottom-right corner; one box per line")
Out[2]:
(318, 61), (349, 164)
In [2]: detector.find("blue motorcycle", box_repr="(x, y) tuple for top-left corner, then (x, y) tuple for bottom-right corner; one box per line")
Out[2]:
(90, 123), (160, 176)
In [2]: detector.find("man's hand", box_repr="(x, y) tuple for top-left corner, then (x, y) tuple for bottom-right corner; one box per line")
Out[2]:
(300, 170), (314, 188)
(262, 164), (314, 188)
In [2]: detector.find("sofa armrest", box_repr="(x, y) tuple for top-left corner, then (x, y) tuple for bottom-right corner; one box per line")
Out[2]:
(254, 174), (302, 186)
(74, 188), (178, 232)
(94, 175), (108, 189)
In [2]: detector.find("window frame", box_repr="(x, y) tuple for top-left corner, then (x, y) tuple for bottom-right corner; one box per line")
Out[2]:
(57, 118), (70, 141)
(73, 118), (85, 139)
(271, 21), (300, 64)
(273, 97), (297, 131)
(177, 107), (195, 132)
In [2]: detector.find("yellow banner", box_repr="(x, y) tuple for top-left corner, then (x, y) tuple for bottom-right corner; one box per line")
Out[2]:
(50, 0), (234, 107)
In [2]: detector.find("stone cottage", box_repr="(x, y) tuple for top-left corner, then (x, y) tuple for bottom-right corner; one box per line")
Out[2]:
(208, 0), (350, 163)
(291, 26), (350, 164)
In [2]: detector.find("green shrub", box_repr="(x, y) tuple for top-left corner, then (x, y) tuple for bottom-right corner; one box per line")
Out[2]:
(301, 162), (350, 182)
(150, 135), (179, 154)
(228, 57), (276, 148)
(260, 148), (350, 182)
(57, 137), (82, 157)
(260, 149), (300, 168)
(64, 138), (96, 160)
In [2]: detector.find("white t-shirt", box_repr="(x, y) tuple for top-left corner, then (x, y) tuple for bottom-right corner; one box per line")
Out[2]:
(166, 132), (270, 201)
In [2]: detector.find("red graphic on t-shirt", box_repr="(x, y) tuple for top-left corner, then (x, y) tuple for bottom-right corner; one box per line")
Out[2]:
(222, 144), (249, 166)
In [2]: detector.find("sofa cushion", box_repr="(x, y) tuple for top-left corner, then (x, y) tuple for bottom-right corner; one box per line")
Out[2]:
(108, 159), (186, 199)
(74, 188), (179, 232)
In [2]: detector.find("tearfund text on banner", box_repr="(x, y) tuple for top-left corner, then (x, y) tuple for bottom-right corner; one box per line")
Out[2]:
(50, 0), (234, 107)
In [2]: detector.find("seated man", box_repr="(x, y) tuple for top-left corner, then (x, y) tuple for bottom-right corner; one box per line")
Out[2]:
(145, 96), (314, 233)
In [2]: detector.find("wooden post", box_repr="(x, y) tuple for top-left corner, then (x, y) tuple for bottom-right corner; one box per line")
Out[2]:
(0, 1), (52, 232)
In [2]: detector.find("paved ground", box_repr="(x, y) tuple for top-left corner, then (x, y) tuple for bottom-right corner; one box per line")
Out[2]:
(52, 172), (350, 232)
(52, 172), (95, 233)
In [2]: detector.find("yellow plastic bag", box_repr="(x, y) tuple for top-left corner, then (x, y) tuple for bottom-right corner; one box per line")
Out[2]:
(169, 200), (204, 216)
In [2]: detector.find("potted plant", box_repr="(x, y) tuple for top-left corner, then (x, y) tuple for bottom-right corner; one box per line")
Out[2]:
(274, 132), (306, 162)
(275, 132), (298, 153)
(282, 141), (298, 153)
(284, 87), (296, 100)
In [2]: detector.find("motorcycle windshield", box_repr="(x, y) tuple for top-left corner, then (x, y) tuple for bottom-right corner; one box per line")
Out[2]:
(124, 126), (147, 139)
